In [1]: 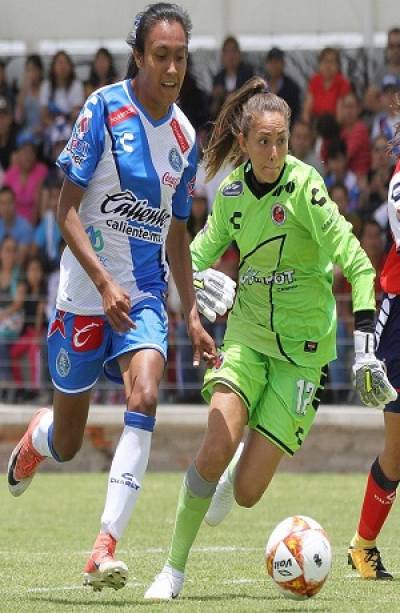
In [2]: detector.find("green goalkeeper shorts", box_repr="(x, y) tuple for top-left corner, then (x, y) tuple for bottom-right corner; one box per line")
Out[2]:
(202, 341), (327, 456)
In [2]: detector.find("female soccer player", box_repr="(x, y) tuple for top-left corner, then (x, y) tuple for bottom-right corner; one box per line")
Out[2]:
(144, 76), (397, 600)
(348, 118), (400, 580)
(7, 2), (219, 592)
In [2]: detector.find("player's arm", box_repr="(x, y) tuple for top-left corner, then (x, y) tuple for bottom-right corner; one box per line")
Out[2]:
(190, 191), (233, 271)
(167, 217), (216, 366)
(301, 168), (396, 408)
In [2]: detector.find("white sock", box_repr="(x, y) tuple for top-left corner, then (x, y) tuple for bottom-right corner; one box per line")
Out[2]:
(31, 411), (54, 458)
(100, 411), (154, 541)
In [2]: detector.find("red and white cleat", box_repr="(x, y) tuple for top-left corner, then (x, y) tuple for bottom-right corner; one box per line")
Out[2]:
(7, 408), (49, 497)
(83, 533), (128, 592)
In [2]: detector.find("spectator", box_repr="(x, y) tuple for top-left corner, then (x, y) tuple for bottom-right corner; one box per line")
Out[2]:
(0, 60), (14, 106)
(10, 256), (47, 403)
(302, 47), (351, 124)
(359, 219), (386, 299)
(324, 139), (360, 211)
(3, 132), (48, 225)
(371, 75), (400, 143)
(178, 55), (210, 135)
(329, 182), (362, 237)
(210, 36), (253, 119)
(0, 186), (33, 264)
(32, 177), (62, 272)
(15, 54), (44, 139)
(364, 27), (400, 114)
(0, 96), (18, 171)
(339, 91), (371, 177)
(264, 47), (301, 122)
(289, 120), (323, 173)
(358, 135), (394, 219)
(39, 50), (84, 127)
(0, 235), (26, 401)
(85, 47), (118, 97)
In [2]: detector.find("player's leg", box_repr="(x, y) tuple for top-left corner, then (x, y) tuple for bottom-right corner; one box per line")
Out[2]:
(8, 311), (105, 497)
(145, 342), (265, 600)
(85, 302), (166, 591)
(348, 294), (400, 579)
(144, 384), (247, 600)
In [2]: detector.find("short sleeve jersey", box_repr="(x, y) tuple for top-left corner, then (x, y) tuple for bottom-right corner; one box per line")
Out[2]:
(191, 156), (375, 367)
(56, 79), (197, 314)
(380, 160), (400, 294)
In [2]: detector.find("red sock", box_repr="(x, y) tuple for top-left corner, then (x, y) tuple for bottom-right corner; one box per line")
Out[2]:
(358, 458), (398, 542)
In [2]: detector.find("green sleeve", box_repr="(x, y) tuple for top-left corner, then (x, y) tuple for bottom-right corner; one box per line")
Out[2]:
(190, 192), (233, 272)
(300, 168), (376, 313)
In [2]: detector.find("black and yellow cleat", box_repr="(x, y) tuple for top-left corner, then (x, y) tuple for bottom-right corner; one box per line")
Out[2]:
(347, 546), (393, 580)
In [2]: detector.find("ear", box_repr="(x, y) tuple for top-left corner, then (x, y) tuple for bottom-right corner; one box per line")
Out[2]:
(133, 49), (143, 69)
(238, 132), (247, 155)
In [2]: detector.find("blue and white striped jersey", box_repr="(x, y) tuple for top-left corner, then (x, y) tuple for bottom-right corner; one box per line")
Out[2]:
(56, 79), (197, 314)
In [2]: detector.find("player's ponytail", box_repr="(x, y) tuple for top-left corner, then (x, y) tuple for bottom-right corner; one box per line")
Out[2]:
(126, 3), (192, 78)
(203, 76), (291, 181)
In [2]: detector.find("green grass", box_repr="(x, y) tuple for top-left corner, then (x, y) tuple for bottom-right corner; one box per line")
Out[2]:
(1, 472), (399, 612)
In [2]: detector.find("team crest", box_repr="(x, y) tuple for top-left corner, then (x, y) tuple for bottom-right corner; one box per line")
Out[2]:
(168, 147), (183, 172)
(56, 348), (71, 378)
(271, 203), (286, 225)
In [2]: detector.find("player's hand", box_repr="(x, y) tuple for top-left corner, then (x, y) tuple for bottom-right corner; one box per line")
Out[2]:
(100, 279), (135, 333)
(193, 269), (236, 323)
(188, 319), (217, 368)
(352, 331), (397, 409)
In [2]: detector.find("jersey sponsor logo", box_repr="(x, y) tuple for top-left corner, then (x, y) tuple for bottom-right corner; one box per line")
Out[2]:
(170, 118), (189, 153)
(213, 352), (224, 370)
(310, 187), (327, 207)
(48, 310), (66, 339)
(168, 147), (183, 172)
(72, 316), (104, 352)
(75, 115), (89, 140)
(56, 347), (71, 378)
(240, 266), (295, 287)
(100, 191), (170, 229)
(187, 174), (196, 197)
(271, 203), (286, 225)
(222, 181), (243, 197)
(391, 181), (400, 203)
(108, 104), (137, 126)
(304, 340), (318, 353)
(106, 219), (164, 244)
(162, 171), (180, 190)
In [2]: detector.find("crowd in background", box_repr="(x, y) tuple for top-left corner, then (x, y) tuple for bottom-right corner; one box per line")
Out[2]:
(0, 27), (399, 404)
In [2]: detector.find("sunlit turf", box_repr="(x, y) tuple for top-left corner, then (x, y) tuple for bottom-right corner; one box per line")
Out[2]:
(1, 472), (399, 612)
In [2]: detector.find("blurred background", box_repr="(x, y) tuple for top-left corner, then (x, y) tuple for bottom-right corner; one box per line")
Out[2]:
(0, 0), (399, 411)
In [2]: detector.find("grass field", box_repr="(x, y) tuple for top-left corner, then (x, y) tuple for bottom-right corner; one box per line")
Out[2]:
(1, 472), (399, 612)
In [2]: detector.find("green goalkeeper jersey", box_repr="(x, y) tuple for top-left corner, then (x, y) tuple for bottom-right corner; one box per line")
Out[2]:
(191, 155), (376, 367)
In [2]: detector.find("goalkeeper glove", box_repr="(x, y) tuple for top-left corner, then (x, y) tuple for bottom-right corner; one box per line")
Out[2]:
(352, 330), (397, 409)
(193, 268), (236, 323)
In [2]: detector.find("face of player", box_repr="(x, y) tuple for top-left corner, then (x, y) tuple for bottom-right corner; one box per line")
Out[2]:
(133, 20), (187, 119)
(239, 111), (289, 184)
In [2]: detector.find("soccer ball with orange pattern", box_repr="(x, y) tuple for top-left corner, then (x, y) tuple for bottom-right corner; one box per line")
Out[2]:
(265, 515), (332, 600)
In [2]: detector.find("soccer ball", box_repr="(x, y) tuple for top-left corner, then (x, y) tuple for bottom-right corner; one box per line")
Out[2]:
(265, 515), (332, 600)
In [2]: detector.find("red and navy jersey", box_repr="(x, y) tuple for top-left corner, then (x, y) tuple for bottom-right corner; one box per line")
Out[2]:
(380, 160), (400, 295)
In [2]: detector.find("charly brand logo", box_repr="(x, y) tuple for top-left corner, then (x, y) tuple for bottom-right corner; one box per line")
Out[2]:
(222, 181), (243, 197)
(271, 203), (286, 225)
(56, 348), (71, 378)
(100, 191), (170, 229)
(168, 147), (183, 172)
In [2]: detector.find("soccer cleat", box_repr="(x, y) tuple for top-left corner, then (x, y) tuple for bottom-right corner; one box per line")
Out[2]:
(7, 408), (49, 497)
(205, 441), (244, 527)
(83, 533), (128, 592)
(144, 565), (184, 601)
(347, 545), (393, 580)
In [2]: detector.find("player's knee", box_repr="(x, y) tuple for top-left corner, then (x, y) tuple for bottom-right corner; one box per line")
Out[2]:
(127, 387), (158, 414)
(234, 488), (261, 508)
